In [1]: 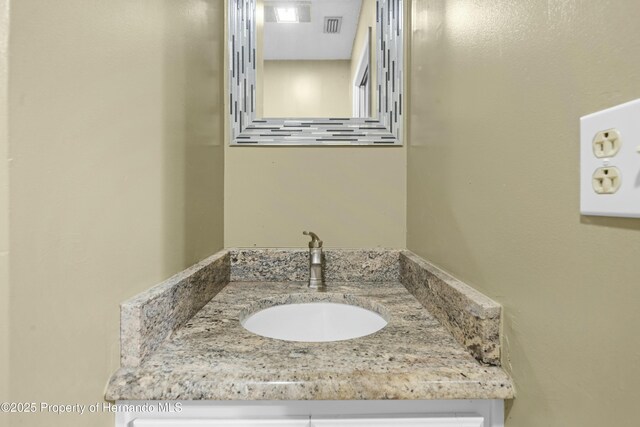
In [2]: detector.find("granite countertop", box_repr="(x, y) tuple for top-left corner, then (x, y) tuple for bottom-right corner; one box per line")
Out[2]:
(106, 279), (514, 401)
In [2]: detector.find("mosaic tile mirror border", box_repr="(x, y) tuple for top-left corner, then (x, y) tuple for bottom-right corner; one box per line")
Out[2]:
(228, 0), (404, 146)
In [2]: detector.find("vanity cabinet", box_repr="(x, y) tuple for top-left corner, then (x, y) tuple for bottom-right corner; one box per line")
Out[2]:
(116, 401), (503, 427)
(311, 418), (484, 426)
(131, 421), (309, 426)
(130, 417), (484, 427)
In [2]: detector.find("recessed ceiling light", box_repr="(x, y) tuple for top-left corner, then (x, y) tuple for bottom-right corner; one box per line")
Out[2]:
(265, 2), (311, 23)
(275, 7), (298, 23)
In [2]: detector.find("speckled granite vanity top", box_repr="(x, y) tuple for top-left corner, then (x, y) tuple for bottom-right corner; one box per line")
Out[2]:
(106, 250), (514, 401)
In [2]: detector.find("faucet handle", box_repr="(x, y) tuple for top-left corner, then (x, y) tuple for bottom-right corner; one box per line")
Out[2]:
(303, 231), (323, 248)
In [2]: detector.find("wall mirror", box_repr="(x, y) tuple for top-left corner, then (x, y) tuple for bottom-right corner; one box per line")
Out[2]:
(229, 0), (404, 145)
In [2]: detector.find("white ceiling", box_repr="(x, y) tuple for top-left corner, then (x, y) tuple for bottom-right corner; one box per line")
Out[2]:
(263, 0), (363, 60)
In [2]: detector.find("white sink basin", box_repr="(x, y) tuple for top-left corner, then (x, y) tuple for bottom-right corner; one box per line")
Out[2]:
(241, 301), (387, 342)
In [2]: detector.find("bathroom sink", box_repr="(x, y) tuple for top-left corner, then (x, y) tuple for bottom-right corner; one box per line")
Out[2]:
(241, 300), (387, 342)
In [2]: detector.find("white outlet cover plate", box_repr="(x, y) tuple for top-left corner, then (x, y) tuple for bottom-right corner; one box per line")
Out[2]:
(580, 99), (640, 218)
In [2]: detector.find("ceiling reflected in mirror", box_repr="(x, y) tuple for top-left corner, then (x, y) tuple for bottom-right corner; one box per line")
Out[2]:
(263, 1), (360, 60)
(259, 0), (374, 119)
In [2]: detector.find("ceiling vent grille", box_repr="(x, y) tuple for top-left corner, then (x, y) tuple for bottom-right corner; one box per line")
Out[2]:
(323, 16), (342, 34)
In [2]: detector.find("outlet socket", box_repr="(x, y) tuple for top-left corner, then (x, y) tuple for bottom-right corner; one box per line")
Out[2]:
(592, 167), (621, 194)
(580, 99), (640, 217)
(592, 128), (621, 158)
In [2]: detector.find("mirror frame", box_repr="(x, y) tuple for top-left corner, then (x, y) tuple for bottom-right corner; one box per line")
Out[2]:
(228, 0), (404, 146)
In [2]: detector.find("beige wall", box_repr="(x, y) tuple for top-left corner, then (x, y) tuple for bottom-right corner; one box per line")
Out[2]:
(263, 60), (352, 118)
(407, 0), (640, 426)
(225, 146), (405, 248)
(350, 0), (377, 117)
(0, 0), (9, 414)
(7, 1), (225, 426)
(226, 2), (406, 250)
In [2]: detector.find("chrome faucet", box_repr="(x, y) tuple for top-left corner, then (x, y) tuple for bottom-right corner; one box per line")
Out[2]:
(303, 231), (324, 289)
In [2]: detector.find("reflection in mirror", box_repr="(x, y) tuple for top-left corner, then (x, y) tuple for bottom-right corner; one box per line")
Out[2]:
(258, 0), (377, 118)
(229, 0), (403, 146)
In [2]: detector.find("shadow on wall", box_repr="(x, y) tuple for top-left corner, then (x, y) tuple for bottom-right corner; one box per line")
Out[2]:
(580, 215), (640, 231)
(161, 0), (225, 274)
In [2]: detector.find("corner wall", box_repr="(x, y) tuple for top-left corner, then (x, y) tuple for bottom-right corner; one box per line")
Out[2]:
(7, 1), (225, 426)
(407, 1), (640, 426)
(0, 0), (10, 418)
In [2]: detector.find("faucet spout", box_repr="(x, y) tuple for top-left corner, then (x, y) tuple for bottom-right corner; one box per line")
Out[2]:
(303, 231), (322, 248)
(303, 231), (324, 289)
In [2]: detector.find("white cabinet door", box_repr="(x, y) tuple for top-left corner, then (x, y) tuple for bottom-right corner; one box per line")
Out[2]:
(132, 419), (310, 427)
(311, 417), (484, 427)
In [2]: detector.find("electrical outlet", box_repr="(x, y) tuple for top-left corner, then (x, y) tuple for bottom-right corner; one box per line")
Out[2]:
(580, 99), (640, 218)
(592, 167), (621, 194)
(592, 129), (621, 158)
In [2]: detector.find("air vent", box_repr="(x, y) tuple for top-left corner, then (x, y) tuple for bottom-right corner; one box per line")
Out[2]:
(324, 16), (342, 34)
